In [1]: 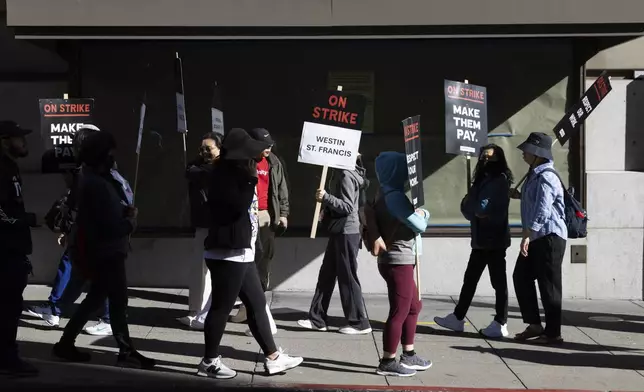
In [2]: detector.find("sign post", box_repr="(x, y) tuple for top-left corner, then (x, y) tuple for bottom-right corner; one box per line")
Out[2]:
(133, 92), (147, 204)
(175, 52), (188, 167)
(402, 114), (424, 300)
(39, 95), (95, 173)
(444, 79), (488, 191)
(512, 71), (613, 191)
(211, 81), (224, 136)
(298, 86), (367, 238)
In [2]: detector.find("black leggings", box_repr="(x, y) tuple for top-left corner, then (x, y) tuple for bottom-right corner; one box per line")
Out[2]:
(204, 259), (277, 358)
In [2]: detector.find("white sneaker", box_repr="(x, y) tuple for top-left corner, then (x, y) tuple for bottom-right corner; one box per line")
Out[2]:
(264, 348), (303, 375)
(196, 356), (237, 379)
(27, 305), (60, 327)
(433, 313), (465, 332)
(84, 320), (113, 336)
(338, 326), (372, 335)
(234, 299), (243, 307)
(297, 319), (327, 332)
(177, 316), (205, 330)
(480, 320), (509, 338)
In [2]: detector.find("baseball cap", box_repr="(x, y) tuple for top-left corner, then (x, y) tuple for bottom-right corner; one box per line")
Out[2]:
(0, 121), (32, 138)
(248, 128), (275, 146)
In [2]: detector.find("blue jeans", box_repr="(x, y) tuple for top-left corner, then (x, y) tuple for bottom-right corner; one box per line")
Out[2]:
(48, 251), (110, 323)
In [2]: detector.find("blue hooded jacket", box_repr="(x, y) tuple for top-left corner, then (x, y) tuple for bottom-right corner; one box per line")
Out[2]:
(375, 152), (429, 234)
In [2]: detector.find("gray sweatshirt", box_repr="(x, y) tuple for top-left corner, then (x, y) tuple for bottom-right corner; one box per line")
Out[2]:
(322, 166), (366, 235)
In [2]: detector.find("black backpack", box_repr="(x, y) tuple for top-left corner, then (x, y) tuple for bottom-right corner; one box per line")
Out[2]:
(541, 168), (588, 239)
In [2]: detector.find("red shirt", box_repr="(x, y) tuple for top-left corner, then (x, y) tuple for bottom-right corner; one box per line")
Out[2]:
(257, 157), (270, 211)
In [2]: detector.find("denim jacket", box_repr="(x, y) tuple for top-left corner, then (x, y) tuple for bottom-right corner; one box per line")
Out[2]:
(520, 161), (567, 241)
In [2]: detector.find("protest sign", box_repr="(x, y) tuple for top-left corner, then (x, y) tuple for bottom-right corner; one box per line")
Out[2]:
(299, 87), (366, 238)
(211, 82), (224, 135)
(298, 90), (366, 171)
(553, 71), (612, 145)
(309, 90), (366, 131)
(299, 122), (362, 170)
(444, 80), (488, 156)
(402, 115), (424, 208)
(39, 98), (94, 173)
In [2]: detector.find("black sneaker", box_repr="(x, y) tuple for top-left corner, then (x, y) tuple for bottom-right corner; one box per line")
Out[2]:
(52, 342), (91, 362)
(0, 358), (39, 378)
(117, 351), (156, 370)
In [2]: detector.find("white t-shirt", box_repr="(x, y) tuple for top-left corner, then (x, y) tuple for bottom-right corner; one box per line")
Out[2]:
(203, 186), (259, 263)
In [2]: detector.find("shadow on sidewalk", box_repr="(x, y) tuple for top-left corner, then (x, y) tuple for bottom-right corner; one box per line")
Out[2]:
(90, 336), (376, 375)
(451, 344), (644, 370)
(432, 297), (644, 335)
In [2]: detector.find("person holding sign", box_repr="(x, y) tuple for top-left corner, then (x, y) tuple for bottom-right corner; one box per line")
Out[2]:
(199, 128), (302, 379)
(298, 155), (371, 335)
(364, 151), (431, 377)
(511, 132), (567, 345)
(434, 144), (512, 338)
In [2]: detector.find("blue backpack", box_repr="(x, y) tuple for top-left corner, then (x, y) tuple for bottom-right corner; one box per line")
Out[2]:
(542, 168), (588, 239)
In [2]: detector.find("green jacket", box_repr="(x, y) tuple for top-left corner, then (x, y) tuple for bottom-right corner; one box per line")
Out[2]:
(266, 152), (289, 226)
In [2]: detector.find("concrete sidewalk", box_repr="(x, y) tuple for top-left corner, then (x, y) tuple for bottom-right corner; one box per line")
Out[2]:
(5, 286), (644, 391)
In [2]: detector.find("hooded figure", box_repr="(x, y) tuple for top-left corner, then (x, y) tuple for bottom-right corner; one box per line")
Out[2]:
(298, 155), (372, 336)
(369, 151), (432, 377)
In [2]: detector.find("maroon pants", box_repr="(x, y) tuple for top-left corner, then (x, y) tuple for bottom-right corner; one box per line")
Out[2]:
(378, 264), (422, 354)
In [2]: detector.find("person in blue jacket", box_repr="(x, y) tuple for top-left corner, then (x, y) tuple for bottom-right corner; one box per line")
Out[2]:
(434, 144), (513, 338)
(364, 151), (431, 377)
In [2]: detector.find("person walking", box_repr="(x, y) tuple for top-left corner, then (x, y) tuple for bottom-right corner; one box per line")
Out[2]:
(364, 151), (431, 377)
(28, 126), (112, 336)
(511, 132), (567, 345)
(198, 128), (302, 379)
(177, 132), (222, 329)
(297, 155), (372, 335)
(0, 121), (39, 377)
(52, 131), (155, 369)
(230, 128), (289, 323)
(434, 144), (513, 338)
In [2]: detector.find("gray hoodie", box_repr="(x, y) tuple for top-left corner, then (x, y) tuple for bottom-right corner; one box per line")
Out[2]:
(322, 165), (366, 235)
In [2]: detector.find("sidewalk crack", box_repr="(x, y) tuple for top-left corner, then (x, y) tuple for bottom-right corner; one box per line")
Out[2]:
(457, 296), (528, 389)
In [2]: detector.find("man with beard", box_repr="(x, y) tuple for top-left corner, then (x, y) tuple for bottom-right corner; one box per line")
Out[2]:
(434, 144), (513, 338)
(0, 121), (39, 377)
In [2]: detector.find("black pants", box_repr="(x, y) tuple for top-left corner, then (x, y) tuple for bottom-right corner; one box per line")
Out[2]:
(308, 233), (370, 330)
(61, 253), (133, 353)
(204, 260), (276, 358)
(513, 234), (566, 337)
(454, 249), (508, 324)
(0, 255), (30, 364)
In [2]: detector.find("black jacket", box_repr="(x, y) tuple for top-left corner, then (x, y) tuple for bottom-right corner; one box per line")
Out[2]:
(205, 159), (257, 250)
(265, 152), (289, 226)
(461, 173), (511, 250)
(76, 167), (134, 258)
(0, 154), (36, 256)
(186, 158), (215, 229)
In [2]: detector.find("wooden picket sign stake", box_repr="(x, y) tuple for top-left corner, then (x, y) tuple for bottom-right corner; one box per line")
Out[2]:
(310, 85), (343, 239)
(464, 79), (473, 192)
